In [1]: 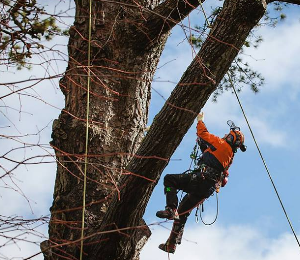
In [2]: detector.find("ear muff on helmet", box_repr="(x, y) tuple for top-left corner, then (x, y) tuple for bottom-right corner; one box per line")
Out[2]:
(234, 130), (244, 147)
(225, 132), (234, 145)
(225, 130), (246, 152)
(240, 144), (247, 152)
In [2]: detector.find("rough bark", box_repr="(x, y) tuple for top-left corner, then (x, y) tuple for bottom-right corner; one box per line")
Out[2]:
(43, 0), (199, 259)
(86, 0), (267, 259)
(44, 0), (267, 259)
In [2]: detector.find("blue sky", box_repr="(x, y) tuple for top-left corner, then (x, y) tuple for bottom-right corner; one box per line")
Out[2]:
(1, 1), (300, 259)
(141, 3), (300, 259)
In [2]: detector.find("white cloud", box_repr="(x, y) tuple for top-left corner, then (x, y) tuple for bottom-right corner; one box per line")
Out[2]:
(141, 223), (300, 260)
(151, 13), (300, 150)
(1, 3), (299, 259)
(245, 19), (300, 92)
(153, 10), (300, 99)
(0, 229), (45, 260)
(0, 146), (56, 221)
(153, 34), (194, 97)
(245, 116), (287, 148)
(1, 222), (298, 260)
(201, 91), (288, 148)
(0, 67), (62, 218)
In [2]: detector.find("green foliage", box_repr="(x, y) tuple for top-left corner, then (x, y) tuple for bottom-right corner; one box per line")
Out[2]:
(189, 1), (287, 101)
(212, 59), (265, 102)
(261, 2), (288, 27)
(0, 0), (63, 69)
(189, 6), (222, 49)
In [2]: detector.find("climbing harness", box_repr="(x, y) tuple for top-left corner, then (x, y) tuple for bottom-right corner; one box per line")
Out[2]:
(181, 139), (221, 225)
(180, 118), (247, 227)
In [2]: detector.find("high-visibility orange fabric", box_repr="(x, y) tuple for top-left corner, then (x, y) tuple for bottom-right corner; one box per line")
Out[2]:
(197, 120), (234, 170)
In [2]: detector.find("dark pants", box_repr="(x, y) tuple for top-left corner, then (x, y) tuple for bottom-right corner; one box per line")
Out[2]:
(163, 172), (216, 244)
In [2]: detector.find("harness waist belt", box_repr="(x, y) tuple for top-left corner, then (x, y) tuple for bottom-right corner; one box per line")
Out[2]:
(199, 164), (223, 182)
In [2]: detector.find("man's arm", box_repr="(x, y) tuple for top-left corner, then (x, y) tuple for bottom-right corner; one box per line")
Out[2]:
(196, 113), (219, 151)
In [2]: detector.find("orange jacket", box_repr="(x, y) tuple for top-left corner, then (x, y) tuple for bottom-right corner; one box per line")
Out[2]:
(197, 120), (234, 171)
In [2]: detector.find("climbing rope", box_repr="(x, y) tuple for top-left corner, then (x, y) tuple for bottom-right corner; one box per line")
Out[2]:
(80, 0), (93, 259)
(178, 142), (200, 203)
(195, 193), (219, 225)
(229, 76), (300, 249)
(75, 2), (300, 257)
(196, 2), (300, 250)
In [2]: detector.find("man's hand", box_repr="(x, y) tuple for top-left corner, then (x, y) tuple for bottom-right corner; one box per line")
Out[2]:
(197, 112), (204, 121)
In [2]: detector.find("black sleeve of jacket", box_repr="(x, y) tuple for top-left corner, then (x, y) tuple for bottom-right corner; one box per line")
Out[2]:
(198, 138), (208, 153)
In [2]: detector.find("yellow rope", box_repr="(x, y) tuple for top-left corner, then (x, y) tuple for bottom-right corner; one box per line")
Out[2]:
(80, 0), (93, 259)
(198, 1), (210, 28)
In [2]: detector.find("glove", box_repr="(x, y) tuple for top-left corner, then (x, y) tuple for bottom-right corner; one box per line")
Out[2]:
(221, 170), (229, 187)
(223, 170), (229, 177)
(221, 177), (228, 187)
(197, 112), (204, 121)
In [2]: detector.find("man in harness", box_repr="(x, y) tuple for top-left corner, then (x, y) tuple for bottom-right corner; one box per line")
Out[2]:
(156, 112), (247, 253)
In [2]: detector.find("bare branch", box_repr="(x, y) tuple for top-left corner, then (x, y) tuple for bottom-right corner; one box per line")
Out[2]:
(142, 0), (206, 42)
(267, 0), (300, 4)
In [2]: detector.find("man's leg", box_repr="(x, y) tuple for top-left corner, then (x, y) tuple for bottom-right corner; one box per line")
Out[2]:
(158, 193), (205, 253)
(156, 173), (186, 220)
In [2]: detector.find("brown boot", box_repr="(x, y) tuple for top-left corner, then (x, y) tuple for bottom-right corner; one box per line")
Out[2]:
(156, 207), (179, 220)
(158, 240), (176, 254)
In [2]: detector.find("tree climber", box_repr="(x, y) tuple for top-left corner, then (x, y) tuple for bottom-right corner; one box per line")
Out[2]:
(156, 112), (247, 254)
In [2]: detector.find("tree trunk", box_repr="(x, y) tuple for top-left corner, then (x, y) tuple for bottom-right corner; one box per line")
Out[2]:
(44, 0), (266, 259)
(44, 0), (169, 258)
(43, 0), (202, 258)
(87, 0), (266, 259)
